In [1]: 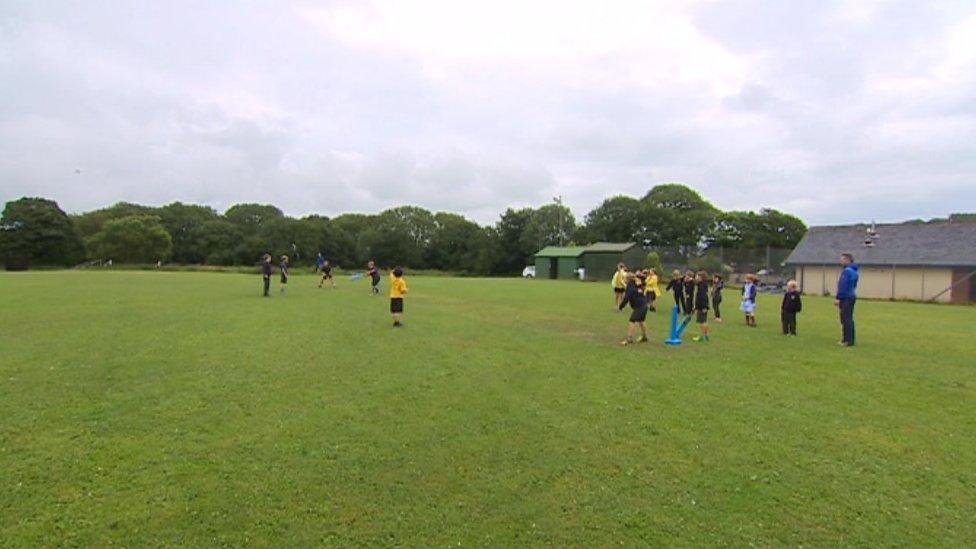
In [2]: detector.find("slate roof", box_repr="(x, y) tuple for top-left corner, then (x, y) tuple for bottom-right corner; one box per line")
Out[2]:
(785, 222), (976, 267)
(534, 246), (586, 258)
(583, 242), (638, 253)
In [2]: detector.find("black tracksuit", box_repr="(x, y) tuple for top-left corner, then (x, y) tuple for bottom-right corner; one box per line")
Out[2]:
(781, 290), (802, 335)
(261, 261), (272, 296)
(682, 279), (695, 315)
(665, 278), (684, 309)
(712, 280), (724, 319)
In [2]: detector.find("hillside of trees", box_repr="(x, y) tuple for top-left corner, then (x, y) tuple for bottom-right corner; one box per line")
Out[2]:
(1, 184), (808, 274)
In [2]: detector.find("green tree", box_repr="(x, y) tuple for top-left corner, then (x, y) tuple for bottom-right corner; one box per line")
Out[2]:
(72, 202), (159, 240)
(224, 203), (284, 233)
(581, 195), (642, 243)
(157, 202), (219, 263)
(86, 215), (173, 263)
(425, 212), (489, 273)
(709, 209), (806, 249)
(491, 207), (535, 274)
(639, 183), (718, 253)
(1, 197), (85, 267)
(521, 203), (577, 251)
(359, 206), (437, 268)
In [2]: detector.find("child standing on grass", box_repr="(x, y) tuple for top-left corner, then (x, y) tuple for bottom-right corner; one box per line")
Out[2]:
(390, 267), (408, 327)
(741, 274), (758, 327)
(682, 270), (696, 317)
(781, 279), (802, 336)
(712, 274), (724, 323)
(692, 270), (711, 342)
(644, 268), (660, 312)
(367, 260), (380, 295)
(618, 272), (649, 345)
(611, 263), (627, 310)
(665, 270), (684, 312)
(261, 253), (272, 297)
(318, 260), (336, 289)
(279, 255), (289, 294)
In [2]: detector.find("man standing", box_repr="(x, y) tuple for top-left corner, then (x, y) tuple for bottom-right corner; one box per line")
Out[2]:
(835, 253), (859, 347)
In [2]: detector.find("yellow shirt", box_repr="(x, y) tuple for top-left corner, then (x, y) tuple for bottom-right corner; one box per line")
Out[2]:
(611, 269), (626, 289)
(390, 275), (407, 298)
(647, 274), (661, 295)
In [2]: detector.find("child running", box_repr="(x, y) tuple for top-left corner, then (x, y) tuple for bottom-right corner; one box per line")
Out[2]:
(741, 274), (758, 327)
(692, 270), (711, 342)
(390, 266), (408, 327)
(618, 271), (649, 345)
(318, 260), (336, 289)
(781, 279), (802, 335)
(279, 255), (289, 294)
(712, 274), (724, 323)
(367, 260), (380, 295)
(261, 253), (273, 297)
(611, 263), (627, 310)
(665, 270), (684, 312)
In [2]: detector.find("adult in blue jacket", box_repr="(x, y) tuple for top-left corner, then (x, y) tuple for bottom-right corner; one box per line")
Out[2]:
(835, 253), (859, 346)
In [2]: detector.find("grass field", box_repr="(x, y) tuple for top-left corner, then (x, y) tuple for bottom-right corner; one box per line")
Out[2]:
(1, 271), (974, 546)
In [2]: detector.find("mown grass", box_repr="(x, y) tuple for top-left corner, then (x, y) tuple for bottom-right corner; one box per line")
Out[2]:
(0, 271), (973, 546)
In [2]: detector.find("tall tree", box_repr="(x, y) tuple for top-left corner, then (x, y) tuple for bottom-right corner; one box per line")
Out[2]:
(580, 195), (642, 243)
(157, 202), (219, 263)
(492, 207), (535, 274)
(640, 183), (718, 253)
(72, 202), (158, 240)
(425, 212), (489, 273)
(86, 215), (173, 263)
(224, 203), (284, 233)
(1, 197), (85, 267)
(521, 203), (577, 251)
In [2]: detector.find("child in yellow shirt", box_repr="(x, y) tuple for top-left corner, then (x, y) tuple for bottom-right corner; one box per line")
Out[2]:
(390, 267), (408, 327)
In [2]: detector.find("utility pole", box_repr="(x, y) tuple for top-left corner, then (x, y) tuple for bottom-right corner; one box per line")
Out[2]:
(553, 195), (564, 246)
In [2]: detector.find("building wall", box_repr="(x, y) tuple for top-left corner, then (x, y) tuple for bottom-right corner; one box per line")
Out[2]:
(798, 265), (954, 302)
(534, 257), (552, 279)
(951, 268), (976, 303)
(557, 257), (581, 279)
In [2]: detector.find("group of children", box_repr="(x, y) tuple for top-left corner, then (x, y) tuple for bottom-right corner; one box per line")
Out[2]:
(614, 263), (805, 345)
(263, 254), (409, 328)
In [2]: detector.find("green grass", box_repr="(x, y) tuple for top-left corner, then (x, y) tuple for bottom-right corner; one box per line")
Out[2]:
(1, 271), (973, 546)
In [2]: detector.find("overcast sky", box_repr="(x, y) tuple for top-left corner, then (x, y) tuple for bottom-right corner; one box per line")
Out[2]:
(1, 1), (974, 225)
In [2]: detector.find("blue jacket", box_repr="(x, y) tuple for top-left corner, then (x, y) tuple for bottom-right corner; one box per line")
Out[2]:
(836, 263), (859, 299)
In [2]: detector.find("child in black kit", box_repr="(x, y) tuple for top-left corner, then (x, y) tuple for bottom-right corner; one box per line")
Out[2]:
(665, 270), (684, 310)
(711, 274), (724, 323)
(781, 279), (802, 335)
(681, 270), (695, 316)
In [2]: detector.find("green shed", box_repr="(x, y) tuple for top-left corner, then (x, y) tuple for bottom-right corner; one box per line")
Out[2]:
(580, 242), (644, 282)
(534, 246), (585, 279)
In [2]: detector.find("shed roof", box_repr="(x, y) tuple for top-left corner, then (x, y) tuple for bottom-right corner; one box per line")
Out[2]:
(535, 246), (586, 258)
(785, 222), (976, 267)
(583, 242), (638, 253)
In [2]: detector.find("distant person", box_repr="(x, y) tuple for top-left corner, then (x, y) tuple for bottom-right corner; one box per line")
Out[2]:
(711, 274), (724, 323)
(692, 270), (711, 342)
(318, 259), (336, 289)
(367, 260), (381, 295)
(665, 269), (684, 311)
(611, 263), (627, 309)
(279, 255), (289, 294)
(781, 279), (802, 336)
(740, 273), (758, 327)
(682, 270), (695, 316)
(618, 272), (649, 345)
(390, 266), (408, 327)
(835, 252), (859, 346)
(315, 252), (325, 273)
(261, 253), (273, 297)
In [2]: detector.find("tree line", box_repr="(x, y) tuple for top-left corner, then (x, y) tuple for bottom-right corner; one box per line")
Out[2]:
(1, 184), (808, 274)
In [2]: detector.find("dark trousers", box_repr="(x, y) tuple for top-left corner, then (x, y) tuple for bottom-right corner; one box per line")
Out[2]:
(682, 297), (693, 316)
(263, 276), (270, 296)
(839, 297), (856, 345)
(712, 298), (722, 319)
(781, 311), (797, 335)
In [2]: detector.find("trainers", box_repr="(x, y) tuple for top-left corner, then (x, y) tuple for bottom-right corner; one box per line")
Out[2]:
(620, 339), (634, 346)
(637, 336), (649, 343)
